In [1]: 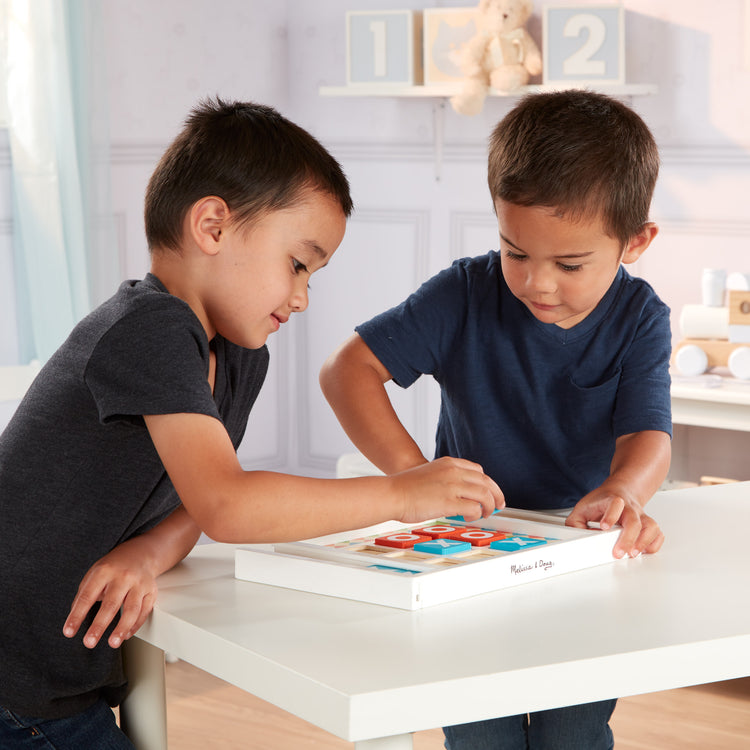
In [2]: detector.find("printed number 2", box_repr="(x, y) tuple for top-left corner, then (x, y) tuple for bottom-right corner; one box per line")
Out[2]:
(563, 13), (606, 76)
(369, 20), (387, 77)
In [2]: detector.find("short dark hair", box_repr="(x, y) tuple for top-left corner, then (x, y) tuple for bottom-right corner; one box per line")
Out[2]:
(145, 98), (353, 252)
(488, 90), (659, 246)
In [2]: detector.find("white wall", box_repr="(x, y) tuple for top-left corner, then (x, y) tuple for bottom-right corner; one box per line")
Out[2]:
(5, 0), (750, 482)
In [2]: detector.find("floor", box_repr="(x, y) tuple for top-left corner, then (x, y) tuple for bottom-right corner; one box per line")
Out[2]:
(164, 660), (750, 749)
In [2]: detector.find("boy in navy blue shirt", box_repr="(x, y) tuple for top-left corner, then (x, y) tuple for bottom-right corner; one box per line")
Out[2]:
(320, 90), (671, 750)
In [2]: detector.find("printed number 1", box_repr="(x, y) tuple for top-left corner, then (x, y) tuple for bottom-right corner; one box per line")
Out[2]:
(563, 13), (606, 76)
(369, 20), (387, 77)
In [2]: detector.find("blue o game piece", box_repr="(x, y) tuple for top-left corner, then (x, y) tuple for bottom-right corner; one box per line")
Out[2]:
(413, 539), (472, 556)
(490, 536), (548, 552)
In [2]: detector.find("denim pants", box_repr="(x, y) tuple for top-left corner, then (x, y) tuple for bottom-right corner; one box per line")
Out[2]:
(443, 699), (617, 750)
(0, 699), (135, 750)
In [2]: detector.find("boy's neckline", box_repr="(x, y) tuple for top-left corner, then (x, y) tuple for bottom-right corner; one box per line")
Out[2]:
(521, 265), (625, 343)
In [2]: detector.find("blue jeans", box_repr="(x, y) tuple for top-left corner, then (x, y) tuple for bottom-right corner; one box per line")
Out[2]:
(0, 699), (135, 750)
(443, 699), (617, 750)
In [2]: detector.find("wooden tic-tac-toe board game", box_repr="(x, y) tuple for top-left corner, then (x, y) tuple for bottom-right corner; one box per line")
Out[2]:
(234, 510), (623, 610)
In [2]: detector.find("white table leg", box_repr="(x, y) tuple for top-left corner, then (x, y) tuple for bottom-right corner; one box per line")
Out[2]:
(119, 637), (168, 750)
(354, 734), (414, 750)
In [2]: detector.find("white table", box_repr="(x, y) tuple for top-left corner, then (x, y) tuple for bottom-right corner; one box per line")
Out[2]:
(121, 482), (750, 749)
(671, 376), (750, 431)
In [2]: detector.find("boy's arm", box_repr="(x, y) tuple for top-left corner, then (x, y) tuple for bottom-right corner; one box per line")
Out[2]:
(319, 333), (428, 474)
(64, 505), (201, 649)
(565, 430), (671, 559)
(143, 358), (504, 544)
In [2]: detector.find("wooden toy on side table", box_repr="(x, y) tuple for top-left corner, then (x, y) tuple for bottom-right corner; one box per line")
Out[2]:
(673, 270), (750, 380)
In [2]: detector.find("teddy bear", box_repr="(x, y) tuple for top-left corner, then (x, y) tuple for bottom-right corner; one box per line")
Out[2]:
(450, 0), (543, 116)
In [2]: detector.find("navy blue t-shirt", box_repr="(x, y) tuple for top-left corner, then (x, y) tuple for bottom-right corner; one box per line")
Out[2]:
(356, 252), (672, 510)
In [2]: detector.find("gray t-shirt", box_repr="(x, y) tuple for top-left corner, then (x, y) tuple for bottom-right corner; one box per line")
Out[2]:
(0, 274), (268, 719)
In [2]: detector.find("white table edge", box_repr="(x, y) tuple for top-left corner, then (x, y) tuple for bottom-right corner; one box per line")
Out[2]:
(121, 484), (750, 748)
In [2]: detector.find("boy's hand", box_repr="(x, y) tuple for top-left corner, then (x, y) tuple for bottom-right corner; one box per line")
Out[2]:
(63, 543), (157, 650)
(566, 489), (665, 559)
(390, 457), (504, 523)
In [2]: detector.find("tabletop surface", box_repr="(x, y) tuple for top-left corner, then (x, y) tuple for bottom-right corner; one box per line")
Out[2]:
(139, 483), (750, 742)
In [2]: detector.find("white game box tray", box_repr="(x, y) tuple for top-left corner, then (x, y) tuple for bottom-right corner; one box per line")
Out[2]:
(234, 509), (623, 610)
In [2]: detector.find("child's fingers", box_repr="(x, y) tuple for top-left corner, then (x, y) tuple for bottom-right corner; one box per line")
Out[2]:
(450, 484), (497, 520)
(107, 589), (156, 648)
(630, 516), (665, 556)
(396, 457), (503, 523)
(441, 457), (505, 515)
(483, 475), (505, 511)
(565, 495), (622, 530)
(598, 496), (626, 531)
(81, 587), (129, 649)
(63, 575), (106, 639)
(610, 502), (644, 559)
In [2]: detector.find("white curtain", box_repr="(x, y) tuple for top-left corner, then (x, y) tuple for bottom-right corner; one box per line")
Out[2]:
(3, 0), (115, 363)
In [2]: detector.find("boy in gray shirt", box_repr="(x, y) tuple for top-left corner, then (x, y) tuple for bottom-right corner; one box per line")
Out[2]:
(0, 99), (502, 749)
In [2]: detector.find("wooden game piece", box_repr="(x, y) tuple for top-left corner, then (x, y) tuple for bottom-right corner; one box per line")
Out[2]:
(491, 536), (548, 552)
(413, 538), (472, 556)
(412, 524), (461, 538)
(375, 532), (431, 549)
(446, 528), (510, 547)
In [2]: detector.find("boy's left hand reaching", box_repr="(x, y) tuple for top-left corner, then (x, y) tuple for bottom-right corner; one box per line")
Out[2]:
(565, 430), (670, 559)
(566, 488), (664, 559)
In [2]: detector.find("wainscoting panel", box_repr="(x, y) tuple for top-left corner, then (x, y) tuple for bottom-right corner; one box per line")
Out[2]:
(297, 207), (430, 473)
(236, 336), (288, 471)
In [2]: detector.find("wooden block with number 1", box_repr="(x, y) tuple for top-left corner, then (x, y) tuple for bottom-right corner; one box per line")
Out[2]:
(346, 10), (423, 86)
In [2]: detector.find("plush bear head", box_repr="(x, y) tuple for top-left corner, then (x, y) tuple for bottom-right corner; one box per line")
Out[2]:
(480, 0), (534, 37)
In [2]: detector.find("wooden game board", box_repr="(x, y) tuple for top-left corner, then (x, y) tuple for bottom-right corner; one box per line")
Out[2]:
(234, 509), (623, 610)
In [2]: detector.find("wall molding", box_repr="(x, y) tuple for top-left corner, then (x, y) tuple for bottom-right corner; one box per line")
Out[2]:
(109, 142), (164, 165)
(0, 138), (743, 171)
(658, 145), (750, 168)
(450, 211), (498, 261)
(104, 141), (750, 169)
(320, 141), (750, 169)
(237, 335), (290, 472)
(655, 217), (750, 237)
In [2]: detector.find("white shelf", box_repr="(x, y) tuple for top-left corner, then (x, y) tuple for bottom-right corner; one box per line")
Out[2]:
(319, 83), (658, 98)
(319, 82), (657, 182)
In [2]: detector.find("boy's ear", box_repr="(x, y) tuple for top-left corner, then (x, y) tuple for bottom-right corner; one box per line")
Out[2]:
(621, 222), (659, 264)
(189, 196), (230, 256)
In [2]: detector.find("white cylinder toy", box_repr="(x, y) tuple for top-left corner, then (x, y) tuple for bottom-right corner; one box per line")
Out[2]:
(727, 272), (750, 291)
(679, 304), (729, 340)
(674, 345), (709, 377)
(701, 268), (726, 307)
(728, 347), (750, 380)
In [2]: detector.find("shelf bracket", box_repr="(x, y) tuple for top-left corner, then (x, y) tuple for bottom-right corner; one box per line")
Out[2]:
(432, 99), (445, 182)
